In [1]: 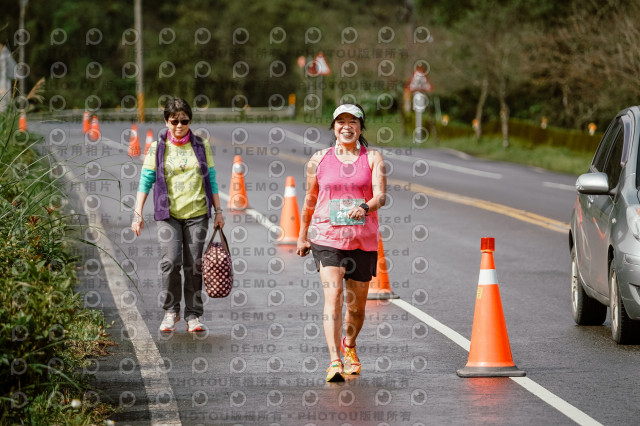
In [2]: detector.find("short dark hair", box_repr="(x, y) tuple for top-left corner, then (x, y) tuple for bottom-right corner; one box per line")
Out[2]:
(163, 97), (193, 121)
(330, 103), (368, 147)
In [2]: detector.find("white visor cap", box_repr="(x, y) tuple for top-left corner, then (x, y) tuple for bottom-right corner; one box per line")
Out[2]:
(332, 104), (364, 120)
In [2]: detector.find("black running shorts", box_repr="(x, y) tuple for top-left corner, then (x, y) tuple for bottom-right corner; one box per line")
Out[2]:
(310, 242), (377, 282)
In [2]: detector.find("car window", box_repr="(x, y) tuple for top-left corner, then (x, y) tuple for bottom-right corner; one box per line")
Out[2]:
(592, 119), (622, 172)
(603, 129), (625, 190)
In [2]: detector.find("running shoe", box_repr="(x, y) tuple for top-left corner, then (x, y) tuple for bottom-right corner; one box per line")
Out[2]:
(187, 317), (207, 332)
(159, 312), (179, 332)
(326, 359), (345, 382)
(340, 337), (361, 375)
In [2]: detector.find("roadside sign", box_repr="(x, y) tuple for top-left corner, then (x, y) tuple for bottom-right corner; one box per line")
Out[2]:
(307, 52), (331, 76)
(409, 68), (432, 93)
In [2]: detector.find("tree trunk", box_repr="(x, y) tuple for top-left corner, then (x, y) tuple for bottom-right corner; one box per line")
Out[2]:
(474, 77), (489, 140)
(499, 94), (509, 148)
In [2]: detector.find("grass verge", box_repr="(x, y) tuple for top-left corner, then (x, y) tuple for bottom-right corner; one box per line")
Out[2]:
(0, 107), (116, 424)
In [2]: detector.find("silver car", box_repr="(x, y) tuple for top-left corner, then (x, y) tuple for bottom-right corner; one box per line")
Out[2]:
(570, 106), (640, 344)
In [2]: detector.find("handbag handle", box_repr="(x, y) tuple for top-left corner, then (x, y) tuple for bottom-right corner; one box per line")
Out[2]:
(208, 225), (230, 254)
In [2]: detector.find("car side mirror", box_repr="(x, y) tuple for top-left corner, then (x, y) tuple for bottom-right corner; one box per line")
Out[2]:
(575, 172), (610, 195)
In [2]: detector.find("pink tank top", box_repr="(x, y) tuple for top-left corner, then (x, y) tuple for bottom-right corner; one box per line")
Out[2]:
(309, 145), (379, 251)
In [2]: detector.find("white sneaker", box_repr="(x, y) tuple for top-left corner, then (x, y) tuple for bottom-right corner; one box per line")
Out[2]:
(159, 312), (179, 332)
(187, 317), (206, 332)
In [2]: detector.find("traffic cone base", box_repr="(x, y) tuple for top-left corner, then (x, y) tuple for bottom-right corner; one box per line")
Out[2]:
(367, 237), (399, 300)
(275, 176), (300, 245)
(457, 238), (525, 378)
(456, 365), (525, 378)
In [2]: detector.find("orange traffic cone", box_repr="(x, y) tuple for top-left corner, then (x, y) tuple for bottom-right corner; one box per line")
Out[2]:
(128, 124), (141, 157)
(457, 237), (525, 377)
(275, 176), (300, 244)
(18, 112), (27, 132)
(88, 115), (101, 141)
(144, 129), (153, 155)
(228, 155), (248, 211)
(367, 235), (399, 300)
(82, 111), (90, 134)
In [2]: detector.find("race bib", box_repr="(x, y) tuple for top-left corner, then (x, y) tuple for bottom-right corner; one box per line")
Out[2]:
(329, 198), (365, 226)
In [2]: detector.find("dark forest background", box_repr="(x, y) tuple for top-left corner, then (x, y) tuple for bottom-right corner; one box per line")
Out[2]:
(1, 0), (638, 130)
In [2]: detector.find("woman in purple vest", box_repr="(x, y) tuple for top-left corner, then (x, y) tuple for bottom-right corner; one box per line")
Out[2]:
(131, 98), (224, 333)
(296, 104), (387, 382)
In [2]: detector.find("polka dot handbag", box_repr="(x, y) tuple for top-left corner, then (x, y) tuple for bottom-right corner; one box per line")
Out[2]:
(202, 225), (233, 298)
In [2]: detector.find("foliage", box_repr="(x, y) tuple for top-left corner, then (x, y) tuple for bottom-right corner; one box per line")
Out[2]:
(426, 133), (593, 176)
(0, 0), (636, 133)
(0, 106), (114, 423)
(482, 118), (601, 153)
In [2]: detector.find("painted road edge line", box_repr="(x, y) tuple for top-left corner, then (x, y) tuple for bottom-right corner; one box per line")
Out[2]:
(390, 299), (602, 426)
(217, 192), (278, 229)
(65, 133), (579, 422)
(49, 147), (182, 425)
(543, 181), (576, 191)
(220, 174), (599, 426)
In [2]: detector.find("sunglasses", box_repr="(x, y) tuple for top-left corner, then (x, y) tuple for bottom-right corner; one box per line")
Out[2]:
(169, 119), (190, 126)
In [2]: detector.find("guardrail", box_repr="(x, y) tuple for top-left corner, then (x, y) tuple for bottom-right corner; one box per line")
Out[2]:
(30, 106), (296, 123)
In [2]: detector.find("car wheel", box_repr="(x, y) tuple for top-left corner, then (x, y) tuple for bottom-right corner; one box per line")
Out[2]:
(571, 246), (606, 325)
(609, 262), (640, 344)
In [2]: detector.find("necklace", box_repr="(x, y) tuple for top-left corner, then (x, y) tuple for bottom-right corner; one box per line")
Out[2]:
(336, 140), (361, 155)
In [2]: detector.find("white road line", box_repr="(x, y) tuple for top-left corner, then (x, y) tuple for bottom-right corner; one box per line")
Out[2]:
(49, 149), (181, 425)
(385, 152), (503, 179)
(510, 377), (602, 426)
(283, 129), (305, 145)
(233, 186), (600, 425)
(101, 132), (595, 424)
(283, 129), (503, 179)
(391, 299), (602, 426)
(217, 192), (278, 229)
(543, 181), (576, 191)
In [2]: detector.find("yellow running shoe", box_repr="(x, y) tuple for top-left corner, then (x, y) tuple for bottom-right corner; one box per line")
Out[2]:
(326, 359), (345, 382)
(340, 337), (361, 375)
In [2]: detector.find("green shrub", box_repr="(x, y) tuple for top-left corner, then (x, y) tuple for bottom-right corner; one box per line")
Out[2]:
(0, 107), (114, 423)
(481, 118), (602, 153)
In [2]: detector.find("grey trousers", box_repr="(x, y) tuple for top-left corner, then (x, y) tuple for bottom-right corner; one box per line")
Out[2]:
(157, 214), (209, 320)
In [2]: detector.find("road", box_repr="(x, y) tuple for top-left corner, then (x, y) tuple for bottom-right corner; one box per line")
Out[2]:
(32, 118), (640, 425)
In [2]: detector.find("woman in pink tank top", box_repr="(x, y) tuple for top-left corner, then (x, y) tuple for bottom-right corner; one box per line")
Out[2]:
(297, 104), (387, 382)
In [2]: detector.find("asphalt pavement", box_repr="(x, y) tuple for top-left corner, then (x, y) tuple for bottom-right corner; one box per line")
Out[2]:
(31, 118), (640, 425)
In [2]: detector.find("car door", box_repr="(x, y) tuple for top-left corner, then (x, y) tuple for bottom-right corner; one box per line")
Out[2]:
(584, 121), (625, 295)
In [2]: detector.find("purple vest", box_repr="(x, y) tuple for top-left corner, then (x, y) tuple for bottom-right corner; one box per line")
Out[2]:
(154, 129), (214, 221)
